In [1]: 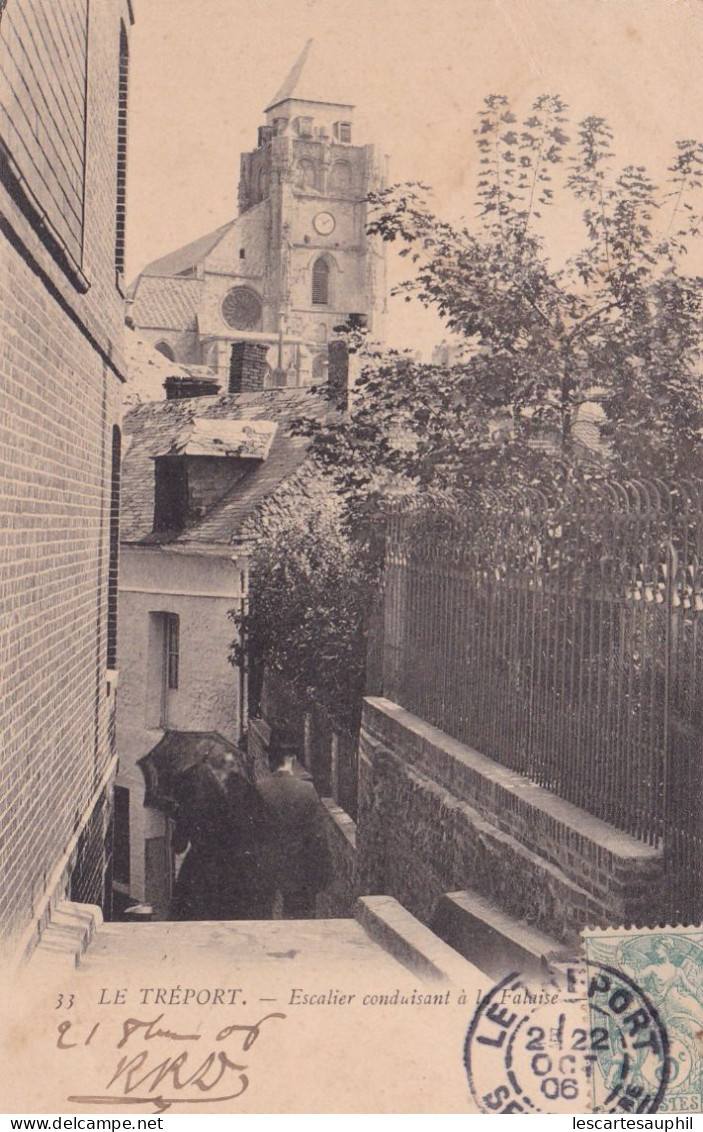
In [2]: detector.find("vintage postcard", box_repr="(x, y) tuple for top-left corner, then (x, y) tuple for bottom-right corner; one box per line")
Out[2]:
(1, 0), (701, 1116)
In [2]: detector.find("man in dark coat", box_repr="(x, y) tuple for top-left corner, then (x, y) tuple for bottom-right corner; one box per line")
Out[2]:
(169, 760), (236, 921)
(257, 736), (332, 919)
(169, 750), (274, 921)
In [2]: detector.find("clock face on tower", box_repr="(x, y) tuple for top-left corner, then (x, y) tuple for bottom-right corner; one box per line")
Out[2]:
(313, 211), (336, 236)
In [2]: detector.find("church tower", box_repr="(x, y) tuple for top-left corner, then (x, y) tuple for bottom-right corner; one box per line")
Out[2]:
(237, 40), (387, 382)
(128, 42), (387, 387)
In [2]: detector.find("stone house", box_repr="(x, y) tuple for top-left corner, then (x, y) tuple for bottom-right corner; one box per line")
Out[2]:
(0, 0), (134, 961)
(127, 40), (387, 388)
(114, 347), (340, 916)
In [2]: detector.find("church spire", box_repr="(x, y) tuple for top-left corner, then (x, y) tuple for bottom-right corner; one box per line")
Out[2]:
(265, 40), (352, 113)
(265, 39), (314, 112)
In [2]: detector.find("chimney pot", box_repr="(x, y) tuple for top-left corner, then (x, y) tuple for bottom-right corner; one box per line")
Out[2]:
(230, 342), (270, 393)
(164, 376), (221, 400)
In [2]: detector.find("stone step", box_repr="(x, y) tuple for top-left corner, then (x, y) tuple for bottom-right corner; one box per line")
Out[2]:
(431, 888), (569, 979)
(355, 895), (478, 983)
(30, 900), (103, 971)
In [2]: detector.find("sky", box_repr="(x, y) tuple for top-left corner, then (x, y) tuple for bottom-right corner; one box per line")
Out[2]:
(125, 0), (703, 353)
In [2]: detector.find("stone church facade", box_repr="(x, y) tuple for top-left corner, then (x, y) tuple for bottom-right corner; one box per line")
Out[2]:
(128, 41), (387, 387)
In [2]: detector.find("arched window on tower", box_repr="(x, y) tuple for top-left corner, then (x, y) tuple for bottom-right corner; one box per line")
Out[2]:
(155, 341), (175, 361)
(297, 159), (316, 191)
(258, 166), (268, 198)
(329, 160), (352, 193)
(312, 258), (330, 306)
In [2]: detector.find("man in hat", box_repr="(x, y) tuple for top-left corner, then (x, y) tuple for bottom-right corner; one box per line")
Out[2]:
(257, 732), (331, 918)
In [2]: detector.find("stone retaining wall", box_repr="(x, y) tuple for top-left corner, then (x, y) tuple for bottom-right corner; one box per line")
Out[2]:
(357, 699), (664, 944)
(317, 799), (358, 918)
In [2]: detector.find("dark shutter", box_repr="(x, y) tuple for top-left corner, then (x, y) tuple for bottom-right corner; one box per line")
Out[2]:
(312, 258), (329, 305)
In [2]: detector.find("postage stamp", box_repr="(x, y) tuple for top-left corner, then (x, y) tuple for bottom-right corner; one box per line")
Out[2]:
(584, 926), (703, 1115)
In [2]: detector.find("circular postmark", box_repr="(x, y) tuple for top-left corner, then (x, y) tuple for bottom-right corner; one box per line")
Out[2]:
(464, 963), (670, 1114)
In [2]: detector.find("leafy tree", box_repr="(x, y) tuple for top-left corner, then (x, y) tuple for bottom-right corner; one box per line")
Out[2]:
(229, 494), (380, 729)
(234, 96), (702, 729)
(297, 95), (703, 503)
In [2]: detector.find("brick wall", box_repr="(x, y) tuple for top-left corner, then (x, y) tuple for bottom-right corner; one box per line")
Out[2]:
(357, 699), (665, 945)
(1, 0), (90, 270)
(0, 0), (132, 960)
(70, 786), (114, 911)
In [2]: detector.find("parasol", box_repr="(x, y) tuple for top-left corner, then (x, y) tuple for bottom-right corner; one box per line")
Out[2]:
(137, 730), (245, 811)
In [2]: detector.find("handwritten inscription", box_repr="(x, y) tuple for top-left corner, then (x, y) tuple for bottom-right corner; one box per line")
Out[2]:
(57, 1012), (286, 1112)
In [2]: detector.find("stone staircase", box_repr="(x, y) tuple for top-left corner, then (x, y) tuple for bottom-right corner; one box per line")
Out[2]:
(30, 895), (478, 984)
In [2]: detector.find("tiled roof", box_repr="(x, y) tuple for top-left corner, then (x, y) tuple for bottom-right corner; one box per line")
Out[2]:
(135, 221), (235, 279)
(121, 389), (334, 547)
(123, 329), (217, 406)
(129, 275), (203, 331)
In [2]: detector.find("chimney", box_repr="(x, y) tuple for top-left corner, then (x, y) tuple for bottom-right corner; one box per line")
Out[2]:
(164, 376), (221, 400)
(229, 342), (269, 393)
(327, 339), (350, 409)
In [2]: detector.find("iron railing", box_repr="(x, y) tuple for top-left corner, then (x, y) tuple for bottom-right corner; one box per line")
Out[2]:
(381, 480), (702, 922)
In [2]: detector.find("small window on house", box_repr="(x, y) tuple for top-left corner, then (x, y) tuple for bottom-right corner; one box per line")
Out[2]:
(154, 457), (188, 531)
(335, 121), (352, 143)
(239, 248), (246, 259)
(298, 116), (313, 137)
(312, 258), (330, 306)
(155, 341), (175, 361)
(165, 613), (180, 690)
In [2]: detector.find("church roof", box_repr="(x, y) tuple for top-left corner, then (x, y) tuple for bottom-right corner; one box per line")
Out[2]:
(128, 275), (203, 331)
(265, 39), (354, 112)
(133, 220), (235, 281)
(121, 389), (335, 549)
